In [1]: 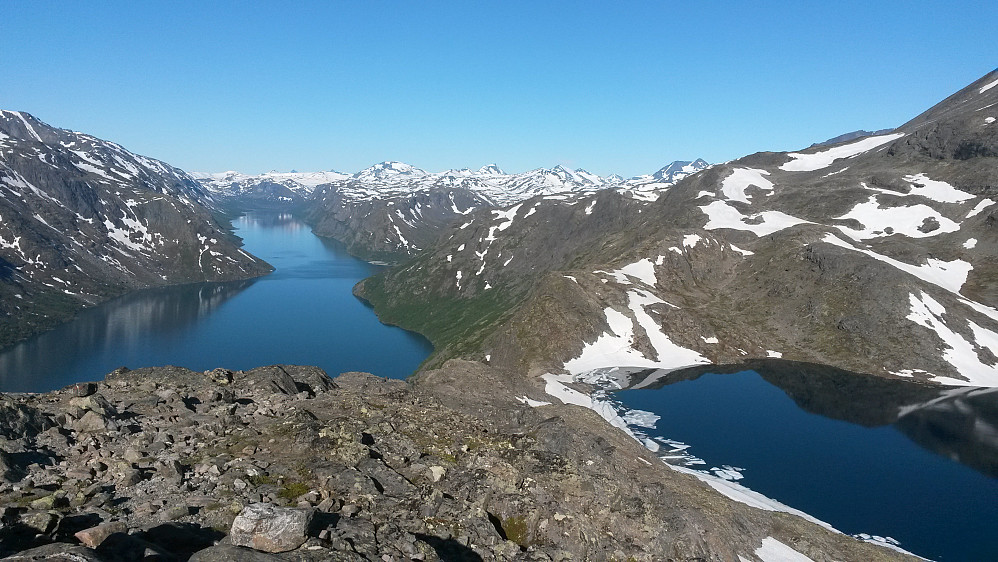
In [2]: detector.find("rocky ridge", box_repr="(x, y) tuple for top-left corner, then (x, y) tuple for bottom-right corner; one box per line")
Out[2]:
(0, 111), (272, 348)
(0, 363), (915, 561)
(358, 69), (998, 386)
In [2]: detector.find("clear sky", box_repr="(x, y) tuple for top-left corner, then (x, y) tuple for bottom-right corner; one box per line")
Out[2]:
(1, 1), (995, 177)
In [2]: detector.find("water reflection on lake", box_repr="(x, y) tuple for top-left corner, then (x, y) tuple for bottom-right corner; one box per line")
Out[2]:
(0, 212), (432, 393)
(604, 362), (998, 561)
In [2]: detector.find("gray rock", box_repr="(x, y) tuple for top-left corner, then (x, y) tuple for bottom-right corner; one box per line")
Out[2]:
(73, 411), (109, 433)
(1, 542), (103, 561)
(229, 503), (313, 553)
(188, 544), (283, 561)
(19, 510), (60, 534)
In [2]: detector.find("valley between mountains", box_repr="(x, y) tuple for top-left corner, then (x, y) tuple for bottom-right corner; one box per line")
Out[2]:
(0, 70), (996, 561)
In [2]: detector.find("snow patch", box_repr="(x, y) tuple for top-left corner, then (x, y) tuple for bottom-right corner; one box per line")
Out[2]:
(614, 258), (657, 287)
(902, 174), (974, 203)
(701, 200), (810, 237)
(682, 234), (702, 248)
(779, 133), (904, 172)
(979, 77), (998, 94)
(516, 396), (552, 407)
(834, 196), (960, 240)
(966, 198), (995, 219)
(753, 537), (815, 562)
(906, 291), (998, 386)
(822, 234), (972, 294)
(564, 291), (708, 374)
(963, 238), (977, 249)
(720, 168), (773, 204)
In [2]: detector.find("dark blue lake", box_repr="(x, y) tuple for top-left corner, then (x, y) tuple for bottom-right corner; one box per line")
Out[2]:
(0, 212), (433, 393)
(612, 367), (998, 561)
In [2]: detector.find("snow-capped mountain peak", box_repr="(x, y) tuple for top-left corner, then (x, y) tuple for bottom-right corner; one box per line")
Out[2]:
(478, 164), (506, 175)
(353, 161), (427, 181)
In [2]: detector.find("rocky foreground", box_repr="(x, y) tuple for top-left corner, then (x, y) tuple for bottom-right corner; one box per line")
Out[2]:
(0, 363), (915, 561)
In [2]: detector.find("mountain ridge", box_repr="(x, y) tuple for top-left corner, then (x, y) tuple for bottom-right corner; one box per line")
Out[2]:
(0, 111), (272, 348)
(359, 69), (998, 387)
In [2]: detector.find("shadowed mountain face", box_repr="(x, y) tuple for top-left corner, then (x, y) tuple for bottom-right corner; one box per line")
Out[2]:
(360, 70), (998, 387)
(0, 111), (271, 348)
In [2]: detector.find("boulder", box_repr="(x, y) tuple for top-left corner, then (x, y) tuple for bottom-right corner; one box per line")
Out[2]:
(229, 503), (313, 553)
(68, 394), (116, 417)
(74, 520), (127, 548)
(70, 382), (98, 398)
(73, 411), (109, 433)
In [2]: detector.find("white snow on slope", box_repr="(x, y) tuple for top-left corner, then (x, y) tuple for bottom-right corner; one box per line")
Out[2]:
(834, 196), (960, 240)
(980, 77), (998, 94)
(822, 233), (972, 294)
(721, 168), (773, 204)
(966, 198), (995, 219)
(906, 292), (998, 386)
(615, 258), (658, 286)
(564, 291), (708, 374)
(701, 200), (810, 236)
(753, 537), (815, 562)
(779, 133), (904, 172)
(964, 238), (978, 249)
(901, 174), (974, 203)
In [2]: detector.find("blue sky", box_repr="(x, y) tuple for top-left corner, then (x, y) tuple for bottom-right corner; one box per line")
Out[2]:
(2, 1), (995, 177)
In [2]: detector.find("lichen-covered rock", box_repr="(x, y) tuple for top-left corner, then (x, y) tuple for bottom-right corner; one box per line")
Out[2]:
(229, 503), (313, 553)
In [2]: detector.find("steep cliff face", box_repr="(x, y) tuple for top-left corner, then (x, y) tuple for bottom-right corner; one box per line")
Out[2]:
(0, 111), (271, 347)
(361, 70), (998, 387)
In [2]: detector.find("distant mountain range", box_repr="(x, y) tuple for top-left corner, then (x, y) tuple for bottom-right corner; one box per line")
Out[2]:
(195, 159), (711, 262)
(195, 159), (710, 206)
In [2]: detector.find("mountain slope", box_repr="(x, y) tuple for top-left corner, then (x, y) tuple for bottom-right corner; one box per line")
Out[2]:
(361, 69), (998, 387)
(0, 111), (271, 347)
